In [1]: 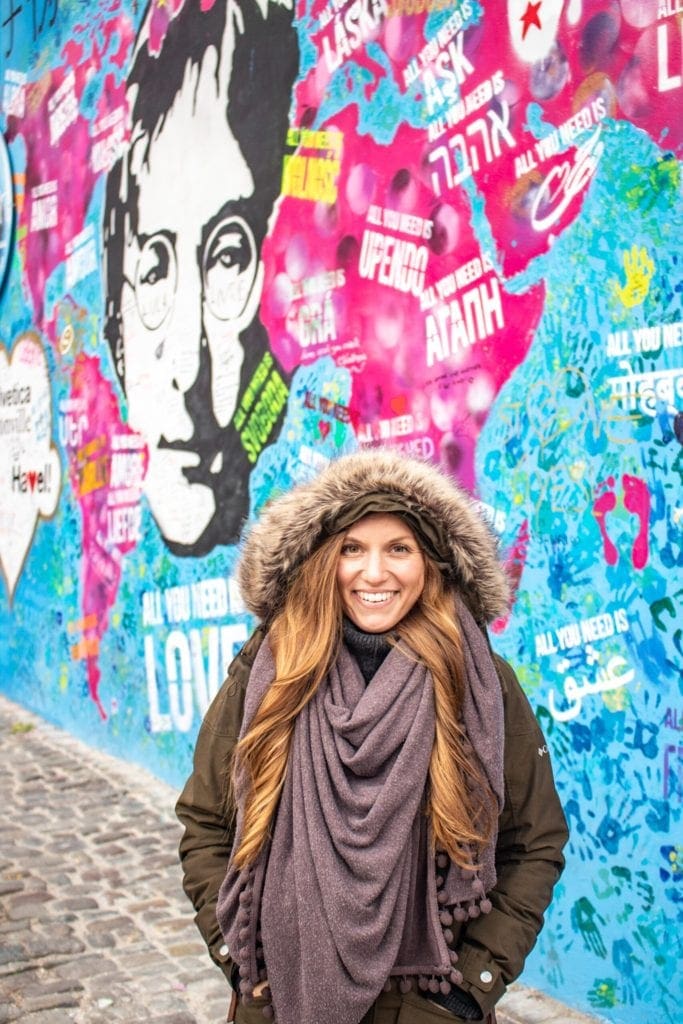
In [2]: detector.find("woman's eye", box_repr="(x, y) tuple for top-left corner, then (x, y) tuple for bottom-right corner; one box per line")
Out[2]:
(341, 543), (360, 555)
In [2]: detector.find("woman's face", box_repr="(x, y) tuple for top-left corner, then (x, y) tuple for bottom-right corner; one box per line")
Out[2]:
(336, 513), (425, 633)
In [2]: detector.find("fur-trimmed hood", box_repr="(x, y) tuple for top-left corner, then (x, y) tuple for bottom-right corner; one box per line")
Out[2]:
(238, 450), (510, 625)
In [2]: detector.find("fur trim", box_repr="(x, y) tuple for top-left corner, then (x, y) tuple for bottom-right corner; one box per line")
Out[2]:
(238, 450), (510, 624)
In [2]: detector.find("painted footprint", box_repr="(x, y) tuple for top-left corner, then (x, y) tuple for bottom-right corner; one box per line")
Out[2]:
(623, 473), (650, 570)
(593, 477), (618, 566)
(592, 474), (651, 569)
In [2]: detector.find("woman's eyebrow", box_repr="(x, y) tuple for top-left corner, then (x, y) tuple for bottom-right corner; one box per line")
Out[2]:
(343, 533), (416, 544)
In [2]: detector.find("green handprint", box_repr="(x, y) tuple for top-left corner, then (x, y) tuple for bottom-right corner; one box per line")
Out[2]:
(593, 866), (619, 901)
(588, 978), (619, 1009)
(635, 870), (654, 912)
(572, 896), (608, 958)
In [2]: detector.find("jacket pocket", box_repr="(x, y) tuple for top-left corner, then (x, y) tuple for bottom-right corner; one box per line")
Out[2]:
(397, 990), (478, 1023)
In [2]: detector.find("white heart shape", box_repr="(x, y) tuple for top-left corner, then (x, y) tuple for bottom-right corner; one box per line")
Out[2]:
(0, 333), (61, 601)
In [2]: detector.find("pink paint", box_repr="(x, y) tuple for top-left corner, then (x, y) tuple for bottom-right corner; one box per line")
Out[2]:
(593, 478), (619, 566)
(6, 14), (134, 333)
(491, 518), (530, 634)
(265, 1), (658, 487)
(593, 474), (651, 570)
(623, 473), (650, 569)
(263, 105), (545, 489)
(148, 0), (188, 55)
(67, 354), (148, 718)
(307, 0), (679, 283)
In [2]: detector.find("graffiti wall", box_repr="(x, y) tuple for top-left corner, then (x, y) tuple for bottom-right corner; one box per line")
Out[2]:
(0, 0), (681, 1019)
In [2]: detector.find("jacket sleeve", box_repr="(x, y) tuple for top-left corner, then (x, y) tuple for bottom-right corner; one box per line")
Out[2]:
(456, 655), (569, 1017)
(175, 627), (265, 982)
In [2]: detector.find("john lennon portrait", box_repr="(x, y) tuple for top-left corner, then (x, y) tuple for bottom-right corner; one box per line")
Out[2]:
(103, 0), (299, 555)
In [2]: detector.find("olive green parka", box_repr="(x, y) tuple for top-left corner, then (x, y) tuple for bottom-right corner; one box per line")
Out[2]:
(175, 450), (569, 1018)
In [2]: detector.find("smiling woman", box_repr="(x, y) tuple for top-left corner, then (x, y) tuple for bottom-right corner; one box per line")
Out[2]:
(337, 514), (426, 632)
(176, 448), (569, 1024)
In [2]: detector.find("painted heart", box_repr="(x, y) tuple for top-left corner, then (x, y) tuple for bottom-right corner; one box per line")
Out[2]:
(318, 419), (331, 439)
(0, 333), (61, 602)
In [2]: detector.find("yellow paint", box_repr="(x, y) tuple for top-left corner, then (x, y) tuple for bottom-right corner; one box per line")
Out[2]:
(614, 245), (654, 308)
(569, 460), (587, 481)
(603, 687), (630, 713)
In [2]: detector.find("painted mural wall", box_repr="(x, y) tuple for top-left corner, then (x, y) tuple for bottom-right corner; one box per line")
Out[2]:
(0, 0), (681, 1020)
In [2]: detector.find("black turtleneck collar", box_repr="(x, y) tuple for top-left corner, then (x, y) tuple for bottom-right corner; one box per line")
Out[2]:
(342, 617), (393, 683)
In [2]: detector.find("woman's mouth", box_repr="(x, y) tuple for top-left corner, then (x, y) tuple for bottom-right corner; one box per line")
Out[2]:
(354, 591), (397, 605)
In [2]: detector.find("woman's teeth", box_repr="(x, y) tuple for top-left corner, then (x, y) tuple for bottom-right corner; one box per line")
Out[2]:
(357, 592), (394, 604)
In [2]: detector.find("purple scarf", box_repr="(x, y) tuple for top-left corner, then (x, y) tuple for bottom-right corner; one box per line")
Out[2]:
(217, 598), (504, 1024)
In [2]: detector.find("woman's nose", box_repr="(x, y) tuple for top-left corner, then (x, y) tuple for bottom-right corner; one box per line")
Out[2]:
(362, 550), (387, 583)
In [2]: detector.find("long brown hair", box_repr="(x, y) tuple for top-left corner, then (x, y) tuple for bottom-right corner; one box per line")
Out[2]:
(394, 559), (497, 864)
(231, 532), (496, 870)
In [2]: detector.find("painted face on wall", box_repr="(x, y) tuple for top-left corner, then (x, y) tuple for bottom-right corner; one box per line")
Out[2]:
(104, 0), (298, 555)
(120, 28), (261, 547)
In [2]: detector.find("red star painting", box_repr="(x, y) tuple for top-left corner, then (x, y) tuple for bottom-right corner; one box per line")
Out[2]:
(520, 0), (543, 40)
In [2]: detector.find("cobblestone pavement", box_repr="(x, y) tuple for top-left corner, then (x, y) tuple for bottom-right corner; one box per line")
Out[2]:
(0, 696), (605, 1024)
